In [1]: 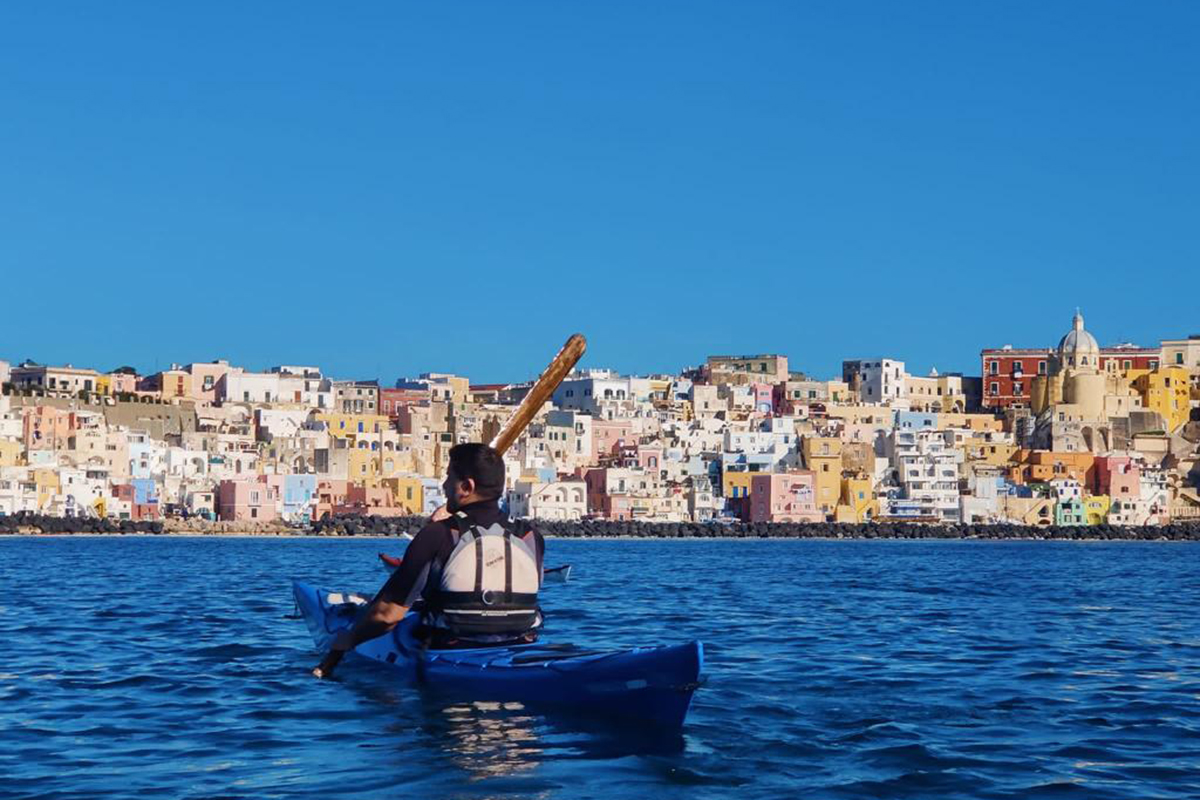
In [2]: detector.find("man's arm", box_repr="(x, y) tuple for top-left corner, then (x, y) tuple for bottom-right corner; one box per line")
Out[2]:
(311, 519), (447, 679)
(311, 598), (408, 678)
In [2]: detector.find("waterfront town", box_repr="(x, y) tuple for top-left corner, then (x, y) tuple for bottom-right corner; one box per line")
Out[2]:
(1, 311), (1198, 531)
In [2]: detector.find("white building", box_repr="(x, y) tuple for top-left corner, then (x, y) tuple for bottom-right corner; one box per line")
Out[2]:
(888, 427), (960, 521)
(273, 371), (332, 409)
(0, 468), (38, 515)
(553, 371), (631, 416)
(507, 479), (587, 521)
(217, 370), (282, 405)
(1161, 335), (1200, 370)
(544, 410), (593, 475)
(843, 359), (908, 405)
(9, 363), (103, 395)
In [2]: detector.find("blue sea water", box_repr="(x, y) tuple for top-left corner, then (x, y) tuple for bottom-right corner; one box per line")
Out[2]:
(1, 536), (1198, 800)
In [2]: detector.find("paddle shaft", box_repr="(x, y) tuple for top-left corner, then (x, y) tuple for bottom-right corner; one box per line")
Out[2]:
(489, 333), (587, 456)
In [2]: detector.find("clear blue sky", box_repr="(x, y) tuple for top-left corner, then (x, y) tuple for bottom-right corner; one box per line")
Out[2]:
(1, 3), (1196, 384)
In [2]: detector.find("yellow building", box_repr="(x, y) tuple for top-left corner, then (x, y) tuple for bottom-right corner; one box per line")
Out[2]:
(381, 476), (424, 514)
(1129, 366), (1191, 433)
(722, 470), (755, 500)
(1083, 495), (1110, 525)
(33, 468), (60, 511)
(963, 437), (1018, 468)
(836, 475), (877, 522)
(345, 446), (412, 487)
(156, 369), (193, 401)
(801, 437), (842, 515)
(318, 413), (392, 448)
(0, 439), (21, 467)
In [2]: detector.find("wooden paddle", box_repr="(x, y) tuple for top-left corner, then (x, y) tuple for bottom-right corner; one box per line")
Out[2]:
(313, 333), (587, 678)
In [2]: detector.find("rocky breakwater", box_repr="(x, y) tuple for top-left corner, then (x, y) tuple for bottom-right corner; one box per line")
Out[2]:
(303, 514), (1200, 541)
(309, 513), (425, 537)
(0, 511), (165, 535)
(0, 511), (303, 536)
(531, 518), (1200, 541)
(5, 511), (1199, 540)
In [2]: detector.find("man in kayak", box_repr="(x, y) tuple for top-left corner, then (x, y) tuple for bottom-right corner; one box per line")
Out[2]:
(313, 443), (544, 678)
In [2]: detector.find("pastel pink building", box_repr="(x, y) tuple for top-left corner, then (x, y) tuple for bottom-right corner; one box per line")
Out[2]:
(638, 445), (663, 472)
(184, 361), (232, 405)
(591, 419), (633, 461)
(582, 468), (635, 520)
(333, 485), (407, 517)
(313, 479), (350, 519)
(750, 382), (774, 414)
(218, 476), (281, 522)
(749, 472), (823, 523)
(23, 406), (75, 451)
(106, 372), (139, 395)
(1094, 456), (1140, 503)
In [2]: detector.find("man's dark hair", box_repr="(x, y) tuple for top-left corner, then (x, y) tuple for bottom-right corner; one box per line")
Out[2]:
(448, 443), (505, 499)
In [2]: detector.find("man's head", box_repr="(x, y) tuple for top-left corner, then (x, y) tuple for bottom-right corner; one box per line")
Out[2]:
(443, 443), (505, 512)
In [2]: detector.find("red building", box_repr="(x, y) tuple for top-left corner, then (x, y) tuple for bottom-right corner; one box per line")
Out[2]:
(981, 345), (1161, 409)
(1096, 345), (1160, 374)
(980, 348), (1052, 409)
(379, 387), (428, 420)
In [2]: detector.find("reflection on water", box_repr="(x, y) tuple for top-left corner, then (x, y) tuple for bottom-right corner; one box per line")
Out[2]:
(439, 701), (544, 780)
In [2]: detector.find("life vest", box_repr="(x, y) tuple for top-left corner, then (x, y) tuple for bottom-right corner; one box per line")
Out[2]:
(427, 512), (541, 638)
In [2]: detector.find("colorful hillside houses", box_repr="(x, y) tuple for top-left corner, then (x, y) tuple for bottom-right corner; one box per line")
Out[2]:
(0, 309), (1196, 527)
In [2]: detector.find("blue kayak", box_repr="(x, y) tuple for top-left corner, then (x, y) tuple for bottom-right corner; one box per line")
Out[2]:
(293, 580), (703, 729)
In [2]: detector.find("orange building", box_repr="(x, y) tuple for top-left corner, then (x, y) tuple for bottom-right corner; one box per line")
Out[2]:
(1008, 450), (1095, 486)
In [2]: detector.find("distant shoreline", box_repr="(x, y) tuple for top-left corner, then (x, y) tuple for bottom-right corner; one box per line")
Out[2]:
(2, 528), (1197, 543)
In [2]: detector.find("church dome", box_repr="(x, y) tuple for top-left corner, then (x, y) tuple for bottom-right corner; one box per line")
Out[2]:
(1057, 310), (1100, 369)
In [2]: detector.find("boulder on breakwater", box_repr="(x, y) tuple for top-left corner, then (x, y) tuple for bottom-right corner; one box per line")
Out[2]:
(309, 513), (425, 537)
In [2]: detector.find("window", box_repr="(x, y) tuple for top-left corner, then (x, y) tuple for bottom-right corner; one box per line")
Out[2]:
(988, 361), (998, 375)
(990, 382), (999, 395)
(1177, 353), (1184, 365)
(1014, 382), (1023, 394)
(1123, 360), (1132, 370)
(1038, 361), (1047, 375)
(1150, 360), (1158, 369)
